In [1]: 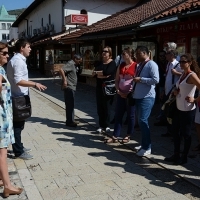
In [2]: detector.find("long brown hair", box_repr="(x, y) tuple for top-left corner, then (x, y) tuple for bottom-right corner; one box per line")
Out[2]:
(123, 47), (136, 62)
(181, 53), (200, 78)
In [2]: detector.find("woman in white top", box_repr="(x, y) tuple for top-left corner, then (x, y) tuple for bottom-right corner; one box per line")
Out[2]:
(165, 53), (200, 165)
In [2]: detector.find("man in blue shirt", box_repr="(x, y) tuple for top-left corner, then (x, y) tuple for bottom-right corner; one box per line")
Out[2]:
(133, 46), (159, 156)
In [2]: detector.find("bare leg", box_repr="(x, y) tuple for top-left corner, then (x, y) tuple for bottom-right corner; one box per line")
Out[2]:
(0, 148), (20, 191)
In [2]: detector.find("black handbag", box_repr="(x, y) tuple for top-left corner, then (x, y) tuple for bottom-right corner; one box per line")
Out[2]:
(102, 80), (116, 96)
(162, 96), (178, 124)
(12, 95), (32, 121)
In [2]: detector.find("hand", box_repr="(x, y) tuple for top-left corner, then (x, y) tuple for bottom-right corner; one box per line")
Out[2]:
(117, 90), (127, 98)
(35, 83), (47, 91)
(62, 81), (67, 89)
(172, 89), (179, 96)
(133, 77), (141, 83)
(185, 96), (195, 103)
(92, 71), (96, 77)
(171, 68), (177, 75)
(129, 85), (133, 92)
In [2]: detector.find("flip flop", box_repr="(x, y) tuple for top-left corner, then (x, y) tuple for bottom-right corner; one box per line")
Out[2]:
(121, 135), (130, 143)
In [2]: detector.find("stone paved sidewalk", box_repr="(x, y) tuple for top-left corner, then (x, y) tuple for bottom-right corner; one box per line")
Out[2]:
(18, 88), (191, 200)
(4, 72), (200, 199)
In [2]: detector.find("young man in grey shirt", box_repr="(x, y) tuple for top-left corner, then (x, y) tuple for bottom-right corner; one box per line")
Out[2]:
(59, 54), (82, 127)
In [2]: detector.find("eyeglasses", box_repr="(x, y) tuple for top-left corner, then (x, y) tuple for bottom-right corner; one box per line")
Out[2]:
(102, 50), (109, 53)
(0, 51), (9, 56)
(179, 61), (188, 64)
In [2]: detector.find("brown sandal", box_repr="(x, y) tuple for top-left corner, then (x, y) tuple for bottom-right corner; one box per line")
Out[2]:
(104, 137), (118, 144)
(122, 135), (130, 143)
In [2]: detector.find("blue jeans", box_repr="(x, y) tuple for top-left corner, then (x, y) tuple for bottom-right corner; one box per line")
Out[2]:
(135, 97), (155, 150)
(113, 95), (135, 137)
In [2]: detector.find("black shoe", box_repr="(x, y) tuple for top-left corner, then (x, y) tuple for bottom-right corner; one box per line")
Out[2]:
(65, 122), (77, 127)
(154, 121), (168, 126)
(110, 118), (115, 124)
(164, 154), (180, 162)
(161, 132), (171, 137)
(173, 155), (187, 165)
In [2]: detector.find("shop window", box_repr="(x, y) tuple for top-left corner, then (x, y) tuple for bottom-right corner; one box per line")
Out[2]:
(7, 34), (9, 40)
(80, 45), (100, 74)
(80, 9), (87, 14)
(122, 41), (156, 60)
(191, 37), (200, 61)
(46, 49), (71, 64)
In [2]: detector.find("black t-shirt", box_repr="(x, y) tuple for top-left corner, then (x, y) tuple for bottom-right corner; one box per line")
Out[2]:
(95, 60), (116, 87)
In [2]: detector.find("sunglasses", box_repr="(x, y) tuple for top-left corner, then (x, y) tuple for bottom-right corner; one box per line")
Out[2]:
(102, 50), (109, 53)
(179, 61), (188, 64)
(0, 51), (9, 56)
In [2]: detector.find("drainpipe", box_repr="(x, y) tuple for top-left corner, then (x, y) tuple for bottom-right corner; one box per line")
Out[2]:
(24, 19), (29, 36)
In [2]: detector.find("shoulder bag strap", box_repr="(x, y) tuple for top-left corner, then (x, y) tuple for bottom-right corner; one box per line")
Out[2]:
(132, 60), (150, 91)
(172, 62), (180, 84)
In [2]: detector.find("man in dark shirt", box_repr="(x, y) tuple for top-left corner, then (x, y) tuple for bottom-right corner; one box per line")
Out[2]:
(59, 54), (82, 127)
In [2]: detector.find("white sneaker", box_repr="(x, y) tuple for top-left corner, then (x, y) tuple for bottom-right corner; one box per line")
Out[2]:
(97, 128), (102, 133)
(105, 127), (110, 132)
(134, 145), (141, 151)
(136, 148), (151, 157)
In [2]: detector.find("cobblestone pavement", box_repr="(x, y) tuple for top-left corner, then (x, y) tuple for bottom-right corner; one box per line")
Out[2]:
(4, 72), (200, 199)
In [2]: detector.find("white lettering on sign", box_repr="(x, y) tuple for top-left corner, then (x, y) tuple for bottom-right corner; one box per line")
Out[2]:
(72, 16), (87, 23)
(157, 22), (199, 34)
(157, 26), (173, 33)
(179, 23), (199, 30)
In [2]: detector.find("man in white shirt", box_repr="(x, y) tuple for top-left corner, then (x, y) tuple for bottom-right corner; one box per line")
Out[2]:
(7, 39), (47, 160)
(163, 42), (180, 61)
(164, 50), (182, 96)
(156, 50), (182, 136)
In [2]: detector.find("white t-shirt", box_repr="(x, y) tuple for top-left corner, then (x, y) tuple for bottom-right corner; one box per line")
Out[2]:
(7, 53), (29, 97)
(165, 59), (182, 95)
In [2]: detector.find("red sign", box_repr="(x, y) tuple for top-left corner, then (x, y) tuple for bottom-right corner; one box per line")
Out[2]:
(65, 14), (88, 25)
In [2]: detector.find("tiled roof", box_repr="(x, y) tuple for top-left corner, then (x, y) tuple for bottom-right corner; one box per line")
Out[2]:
(85, 0), (186, 34)
(155, 0), (200, 19)
(32, 27), (88, 45)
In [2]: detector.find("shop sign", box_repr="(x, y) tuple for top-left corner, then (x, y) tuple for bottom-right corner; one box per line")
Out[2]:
(65, 14), (88, 25)
(157, 22), (200, 34)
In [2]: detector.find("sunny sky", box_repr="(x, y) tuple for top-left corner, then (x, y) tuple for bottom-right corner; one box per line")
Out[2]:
(0, 0), (34, 11)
